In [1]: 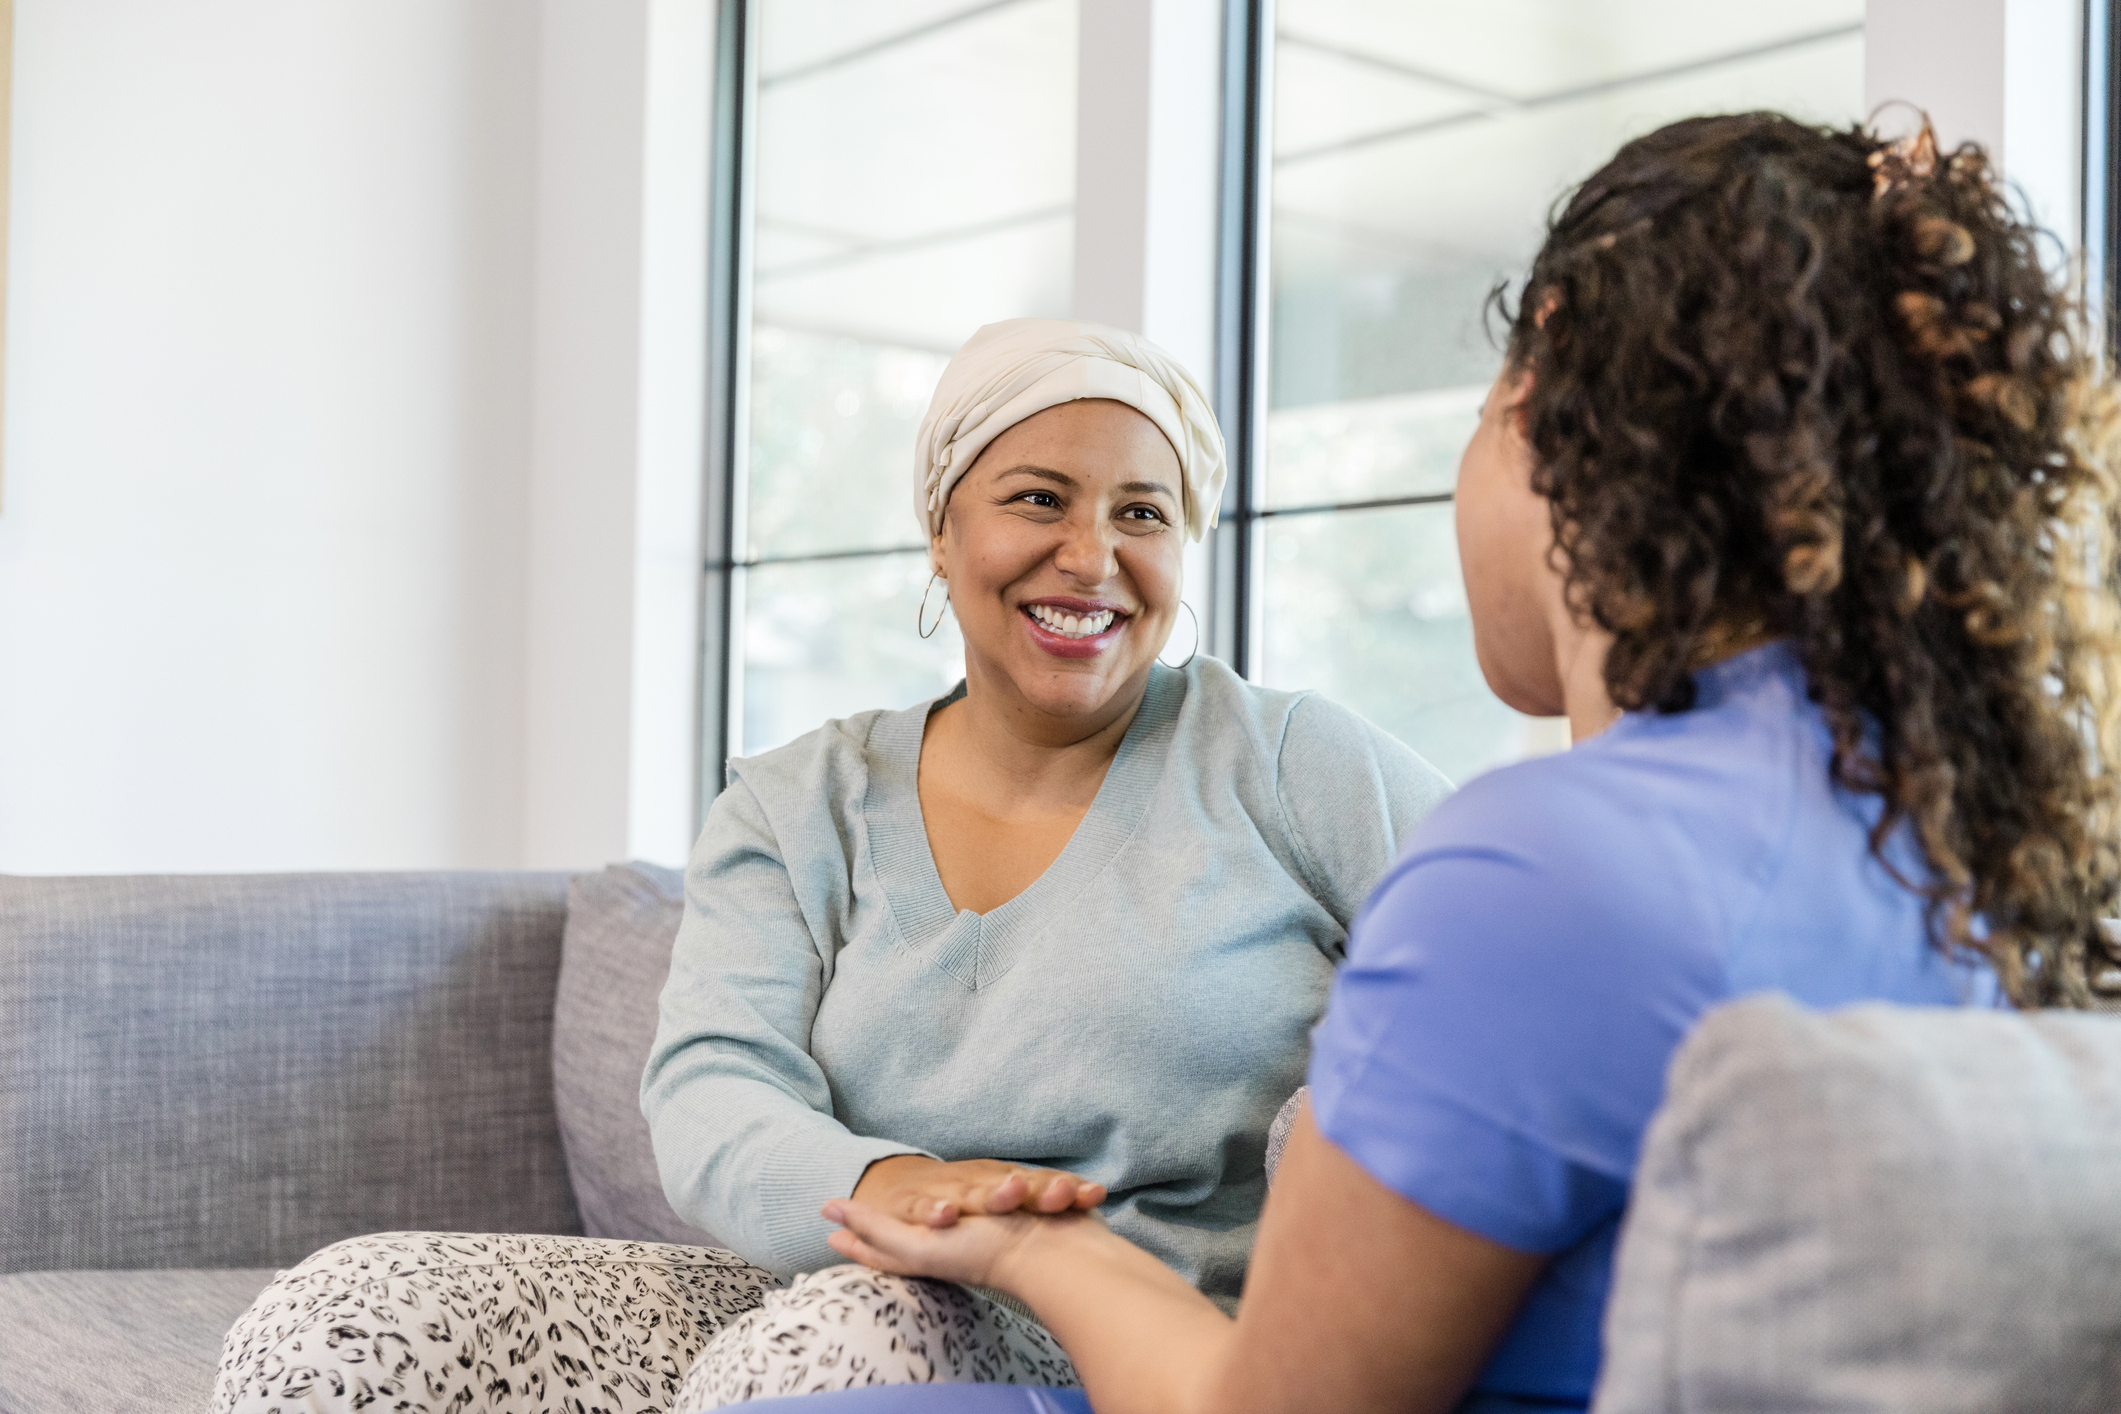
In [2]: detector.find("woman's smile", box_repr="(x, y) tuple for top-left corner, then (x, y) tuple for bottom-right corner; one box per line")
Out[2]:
(1020, 596), (1130, 657)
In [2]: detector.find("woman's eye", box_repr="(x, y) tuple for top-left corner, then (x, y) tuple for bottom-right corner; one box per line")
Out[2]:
(1017, 491), (1060, 508)
(1122, 506), (1168, 523)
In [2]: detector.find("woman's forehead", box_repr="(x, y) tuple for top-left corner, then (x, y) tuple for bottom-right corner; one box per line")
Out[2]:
(970, 400), (1182, 481)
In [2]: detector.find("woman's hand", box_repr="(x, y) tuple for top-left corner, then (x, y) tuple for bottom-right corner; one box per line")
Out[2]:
(850, 1154), (1106, 1229)
(824, 1194), (1097, 1290)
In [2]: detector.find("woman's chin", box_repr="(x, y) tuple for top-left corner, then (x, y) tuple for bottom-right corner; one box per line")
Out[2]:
(1004, 658), (1147, 722)
(1474, 637), (1566, 718)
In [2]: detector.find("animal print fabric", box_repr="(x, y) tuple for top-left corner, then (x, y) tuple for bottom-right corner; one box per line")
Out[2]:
(213, 1232), (777, 1413)
(212, 1232), (1078, 1413)
(674, 1265), (1081, 1409)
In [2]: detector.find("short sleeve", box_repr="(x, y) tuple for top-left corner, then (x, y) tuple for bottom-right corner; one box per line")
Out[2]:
(1306, 763), (1728, 1254)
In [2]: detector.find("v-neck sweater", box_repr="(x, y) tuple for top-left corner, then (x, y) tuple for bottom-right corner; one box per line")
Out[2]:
(642, 657), (1452, 1298)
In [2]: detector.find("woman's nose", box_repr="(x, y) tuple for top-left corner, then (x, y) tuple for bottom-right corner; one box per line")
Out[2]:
(1052, 515), (1120, 584)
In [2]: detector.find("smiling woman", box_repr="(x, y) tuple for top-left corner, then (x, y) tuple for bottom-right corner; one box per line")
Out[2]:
(209, 320), (1450, 1413)
(918, 398), (1186, 914)
(631, 320), (1453, 1405)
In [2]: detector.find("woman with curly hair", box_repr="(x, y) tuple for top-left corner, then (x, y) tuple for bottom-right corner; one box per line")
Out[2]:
(814, 111), (2121, 1413)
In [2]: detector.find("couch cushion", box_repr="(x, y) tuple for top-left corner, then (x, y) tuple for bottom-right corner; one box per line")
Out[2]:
(0, 1268), (275, 1414)
(0, 872), (581, 1275)
(555, 862), (720, 1245)
(1593, 994), (2121, 1414)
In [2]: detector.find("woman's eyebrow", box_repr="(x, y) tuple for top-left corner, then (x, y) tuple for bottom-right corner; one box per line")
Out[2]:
(999, 465), (1074, 486)
(997, 466), (1175, 499)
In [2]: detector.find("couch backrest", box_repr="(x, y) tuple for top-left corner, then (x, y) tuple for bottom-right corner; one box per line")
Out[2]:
(0, 871), (582, 1274)
(552, 860), (722, 1246)
(1594, 993), (2121, 1414)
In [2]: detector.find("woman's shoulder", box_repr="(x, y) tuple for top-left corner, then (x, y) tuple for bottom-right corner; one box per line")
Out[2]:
(714, 698), (932, 838)
(1402, 736), (1690, 889)
(725, 711), (882, 790)
(1171, 658), (1449, 790)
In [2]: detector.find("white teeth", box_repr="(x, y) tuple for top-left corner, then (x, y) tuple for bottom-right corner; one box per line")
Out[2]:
(1027, 605), (1117, 639)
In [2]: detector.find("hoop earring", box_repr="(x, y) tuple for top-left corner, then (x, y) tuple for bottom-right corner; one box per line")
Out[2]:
(1158, 600), (1200, 670)
(917, 572), (950, 639)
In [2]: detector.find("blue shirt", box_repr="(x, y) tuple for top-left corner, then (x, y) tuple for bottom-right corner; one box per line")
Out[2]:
(1307, 642), (1997, 1408)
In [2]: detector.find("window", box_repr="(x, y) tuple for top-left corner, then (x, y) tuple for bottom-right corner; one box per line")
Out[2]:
(701, 0), (1874, 807)
(707, 0), (1080, 767)
(1247, 0), (1867, 784)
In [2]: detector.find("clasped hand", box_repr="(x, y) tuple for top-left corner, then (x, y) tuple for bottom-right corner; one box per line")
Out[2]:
(849, 1154), (1105, 1228)
(831, 1155), (1108, 1287)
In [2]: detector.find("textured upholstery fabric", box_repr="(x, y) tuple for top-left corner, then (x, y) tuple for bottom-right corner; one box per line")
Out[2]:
(0, 872), (582, 1275)
(554, 861), (721, 1245)
(0, 1268), (275, 1414)
(1593, 994), (2121, 1414)
(1264, 1086), (1304, 1187)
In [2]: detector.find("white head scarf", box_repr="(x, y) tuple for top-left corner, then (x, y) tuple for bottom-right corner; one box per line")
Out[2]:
(913, 318), (1227, 542)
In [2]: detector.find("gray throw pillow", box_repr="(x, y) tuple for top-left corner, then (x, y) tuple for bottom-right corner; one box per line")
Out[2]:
(553, 861), (721, 1246)
(1594, 994), (2121, 1414)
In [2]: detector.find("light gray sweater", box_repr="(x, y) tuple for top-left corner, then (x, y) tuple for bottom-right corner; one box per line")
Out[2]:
(642, 657), (1451, 1300)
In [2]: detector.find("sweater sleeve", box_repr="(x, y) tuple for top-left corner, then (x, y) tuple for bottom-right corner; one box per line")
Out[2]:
(1275, 693), (1454, 937)
(640, 775), (934, 1276)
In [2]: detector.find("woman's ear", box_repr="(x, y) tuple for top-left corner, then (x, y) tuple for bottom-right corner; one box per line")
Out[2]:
(1500, 365), (1535, 440)
(929, 531), (947, 579)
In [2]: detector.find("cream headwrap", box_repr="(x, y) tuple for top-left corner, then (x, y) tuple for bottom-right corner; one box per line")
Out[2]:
(913, 318), (1227, 542)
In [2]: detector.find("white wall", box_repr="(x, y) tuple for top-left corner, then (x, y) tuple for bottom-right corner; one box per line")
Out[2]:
(0, 0), (707, 874)
(0, 1), (539, 873)
(0, 0), (2083, 874)
(524, 0), (711, 871)
(1866, 0), (2085, 241)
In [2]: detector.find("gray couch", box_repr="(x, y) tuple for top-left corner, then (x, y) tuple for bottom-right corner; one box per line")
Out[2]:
(0, 865), (713, 1414)
(4, 868), (2121, 1414)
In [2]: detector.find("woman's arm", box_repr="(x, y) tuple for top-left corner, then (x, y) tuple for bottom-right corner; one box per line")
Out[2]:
(643, 777), (932, 1271)
(644, 776), (1103, 1271)
(827, 1103), (1545, 1414)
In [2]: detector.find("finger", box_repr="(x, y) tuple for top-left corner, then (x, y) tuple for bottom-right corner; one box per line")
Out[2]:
(975, 1170), (1031, 1214)
(923, 1198), (961, 1228)
(1033, 1174), (1078, 1213)
(1072, 1181), (1107, 1209)
(825, 1227), (919, 1277)
(826, 1199), (951, 1274)
(825, 1197), (916, 1247)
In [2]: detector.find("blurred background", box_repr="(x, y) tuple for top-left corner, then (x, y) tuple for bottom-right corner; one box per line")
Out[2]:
(730, 0), (1867, 785)
(0, 0), (2091, 871)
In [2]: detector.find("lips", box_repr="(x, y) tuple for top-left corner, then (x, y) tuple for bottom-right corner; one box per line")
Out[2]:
(1024, 603), (1117, 639)
(1019, 599), (1130, 658)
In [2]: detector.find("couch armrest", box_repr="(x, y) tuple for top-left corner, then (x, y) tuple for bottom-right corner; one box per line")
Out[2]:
(0, 871), (582, 1274)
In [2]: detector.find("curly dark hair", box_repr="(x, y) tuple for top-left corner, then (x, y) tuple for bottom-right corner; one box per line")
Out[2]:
(1497, 111), (2121, 1007)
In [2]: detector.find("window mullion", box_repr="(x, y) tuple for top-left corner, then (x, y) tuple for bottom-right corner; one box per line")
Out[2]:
(1212, 0), (1271, 676)
(699, 0), (758, 816)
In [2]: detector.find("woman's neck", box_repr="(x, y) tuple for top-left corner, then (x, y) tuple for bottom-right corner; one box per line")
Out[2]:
(1552, 617), (1780, 745)
(926, 663), (1152, 816)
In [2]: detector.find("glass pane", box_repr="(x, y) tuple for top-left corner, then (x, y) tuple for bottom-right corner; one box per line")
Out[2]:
(1262, 0), (1866, 776)
(747, 0), (1078, 562)
(1258, 504), (1566, 786)
(1268, 2), (1868, 489)
(741, 552), (966, 759)
(746, 329), (947, 561)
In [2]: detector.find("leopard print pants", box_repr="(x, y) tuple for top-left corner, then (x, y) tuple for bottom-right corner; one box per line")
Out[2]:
(211, 1232), (1079, 1413)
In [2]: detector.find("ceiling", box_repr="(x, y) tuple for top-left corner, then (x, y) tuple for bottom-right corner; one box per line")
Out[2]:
(745, 0), (1867, 352)
(751, 0), (1077, 351)
(1273, 0), (1866, 278)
